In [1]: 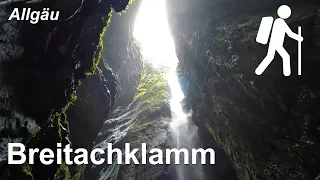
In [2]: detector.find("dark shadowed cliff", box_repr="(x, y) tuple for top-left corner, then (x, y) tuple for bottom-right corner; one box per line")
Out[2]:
(1, 0), (320, 179)
(0, 0), (130, 179)
(167, 0), (320, 179)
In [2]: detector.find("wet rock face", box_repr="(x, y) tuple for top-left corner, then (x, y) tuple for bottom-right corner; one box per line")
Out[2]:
(82, 2), (177, 179)
(86, 86), (172, 180)
(67, 0), (143, 151)
(0, 85), (41, 168)
(167, 0), (320, 179)
(0, 0), (130, 179)
(102, 0), (143, 108)
(67, 67), (116, 148)
(0, 0), (130, 122)
(116, 108), (172, 180)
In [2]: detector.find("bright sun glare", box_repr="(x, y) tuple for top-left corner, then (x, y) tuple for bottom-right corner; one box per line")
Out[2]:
(133, 0), (178, 69)
(133, 0), (187, 121)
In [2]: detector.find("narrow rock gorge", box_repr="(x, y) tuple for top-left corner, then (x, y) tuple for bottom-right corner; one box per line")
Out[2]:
(0, 0), (320, 180)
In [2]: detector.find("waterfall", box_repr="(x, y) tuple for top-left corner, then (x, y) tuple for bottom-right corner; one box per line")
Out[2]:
(133, 0), (206, 179)
(166, 69), (206, 180)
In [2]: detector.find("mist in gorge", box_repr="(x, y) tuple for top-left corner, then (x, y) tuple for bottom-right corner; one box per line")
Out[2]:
(133, 0), (206, 179)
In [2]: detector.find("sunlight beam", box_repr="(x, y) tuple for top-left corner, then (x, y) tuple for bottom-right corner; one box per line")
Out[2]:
(133, 0), (177, 69)
(133, 0), (186, 124)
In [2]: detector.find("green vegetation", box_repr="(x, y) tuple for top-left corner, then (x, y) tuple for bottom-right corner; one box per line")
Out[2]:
(54, 163), (71, 180)
(53, 8), (114, 180)
(111, 37), (143, 108)
(54, 9), (112, 141)
(143, 122), (151, 127)
(55, 90), (78, 142)
(7, 3), (122, 180)
(205, 123), (215, 138)
(72, 165), (86, 180)
(118, 0), (136, 14)
(127, 61), (170, 131)
(86, 11), (113, 76)
(134, 61), (169, 107)
(22, 163), (33, 178)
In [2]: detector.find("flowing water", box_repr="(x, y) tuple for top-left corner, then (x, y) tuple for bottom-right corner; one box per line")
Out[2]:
(133, 0), (205, 179)
(89, 0), (206, 179)
(167, 69), (206, 180)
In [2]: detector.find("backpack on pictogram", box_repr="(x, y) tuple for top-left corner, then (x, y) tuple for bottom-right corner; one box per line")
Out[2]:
(256, 16), (274, 45)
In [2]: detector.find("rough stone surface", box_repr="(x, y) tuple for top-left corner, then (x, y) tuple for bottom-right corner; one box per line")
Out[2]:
(167, 0), (320, 179)
(67, 66), (115, 149)
(0, 0), (130, 179)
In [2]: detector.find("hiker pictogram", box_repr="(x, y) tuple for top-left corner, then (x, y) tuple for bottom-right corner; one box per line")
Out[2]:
(255, 5), (303, 76)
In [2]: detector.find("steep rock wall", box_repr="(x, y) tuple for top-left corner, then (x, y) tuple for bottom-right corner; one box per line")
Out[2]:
(167, 0), (320, 179)
(0, 0), (131, 179)
(84, 2), (175, 178)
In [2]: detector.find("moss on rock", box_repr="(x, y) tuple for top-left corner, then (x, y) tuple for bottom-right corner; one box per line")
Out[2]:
(86, 11), (113, 76)
(134, 61), (169, 106)
(54, 163), (72, 180)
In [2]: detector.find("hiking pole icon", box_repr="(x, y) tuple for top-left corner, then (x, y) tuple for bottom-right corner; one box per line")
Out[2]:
(255, 5), (304, 76)
(298, 26), (302, 75)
